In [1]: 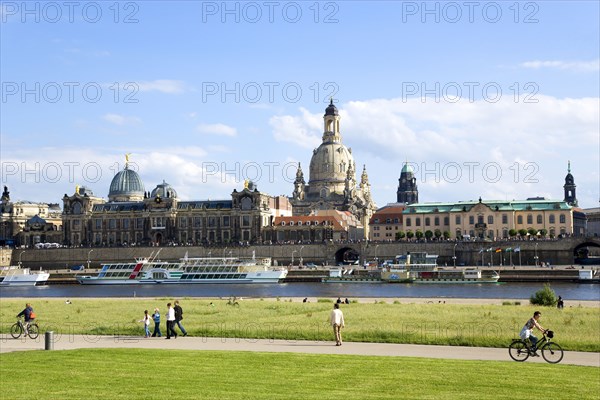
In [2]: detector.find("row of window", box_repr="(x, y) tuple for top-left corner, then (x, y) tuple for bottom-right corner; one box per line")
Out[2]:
(372, 226), (399, 231)
(91, 228), (253, 245)
(81, 216), (254, 231)
(280, 220), (332, 226)
(403, 214), (567, 227)
(373, 218), (401, 224)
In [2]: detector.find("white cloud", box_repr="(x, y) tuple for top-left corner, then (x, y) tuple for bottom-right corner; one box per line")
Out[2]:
(103, 114), (141, 126)
(520, 59), (600, 72)
(137, 80), (186, 94)
(269, 107), (321, 149)
(196, 123), (237, 137)
(272, 95), (599, 207)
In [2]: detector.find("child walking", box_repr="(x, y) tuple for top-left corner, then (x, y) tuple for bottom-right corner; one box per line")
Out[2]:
(140, 309), (151, 338)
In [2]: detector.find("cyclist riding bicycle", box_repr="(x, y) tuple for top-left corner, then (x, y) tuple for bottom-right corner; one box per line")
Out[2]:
(519, 311), (547, 356)
(16, 303), (35, 334)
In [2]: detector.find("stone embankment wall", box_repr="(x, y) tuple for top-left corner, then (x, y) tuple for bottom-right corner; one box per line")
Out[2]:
(13, 238), (596, 269)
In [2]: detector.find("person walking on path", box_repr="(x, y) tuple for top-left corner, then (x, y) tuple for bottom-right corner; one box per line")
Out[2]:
(151, 308), (162, 337)
(330, 303), (345, 346)
(139, 310), (151, 338)
(173, 300), (188, 337)
(166, 303), (177, 339)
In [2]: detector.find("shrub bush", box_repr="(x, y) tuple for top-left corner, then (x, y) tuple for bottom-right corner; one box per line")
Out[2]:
(530, 284), (558, 306)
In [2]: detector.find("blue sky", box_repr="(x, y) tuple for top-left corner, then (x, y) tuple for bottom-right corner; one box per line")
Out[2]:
(1, 1), (599, 209)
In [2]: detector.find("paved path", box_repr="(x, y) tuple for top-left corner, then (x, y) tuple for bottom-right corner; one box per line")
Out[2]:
(1, 334), (598, 367)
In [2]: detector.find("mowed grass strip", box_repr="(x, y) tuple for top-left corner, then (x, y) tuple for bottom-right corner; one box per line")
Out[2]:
(1, 298), (598, 351)
(1, 349), (598, 400)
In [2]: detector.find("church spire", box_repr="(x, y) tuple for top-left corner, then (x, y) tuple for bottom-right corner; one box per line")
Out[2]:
(563, 161), (577, 206)
(322, 99), (341, 144)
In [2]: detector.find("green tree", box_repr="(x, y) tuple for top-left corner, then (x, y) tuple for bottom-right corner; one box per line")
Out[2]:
(425, 230), (434, 241)
(530, 284), (558, 306)
(509, 229), (518, 237)
(434, 229), (442, 239)
(518, 229), (528, 237)
(443, 231), (450, 240)
(415, 230), (424, 240)
(527, 228), (538, 237)
(406, 231), (414, 240)
(539, 229), (548, 237)
(395, 231), (405, 241)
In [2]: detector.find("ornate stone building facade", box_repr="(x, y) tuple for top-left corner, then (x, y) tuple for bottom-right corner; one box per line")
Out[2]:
(62, 161), (292, 247)
(402, 198), (575, 240)
(0, 186), (62, 247)
(290, 100), (377, 238)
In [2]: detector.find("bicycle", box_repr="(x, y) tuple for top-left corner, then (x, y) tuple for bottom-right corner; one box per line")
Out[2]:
(227, 296), (240, 307)
(10, 317), (39, 339)
(508, 330), (564, 364)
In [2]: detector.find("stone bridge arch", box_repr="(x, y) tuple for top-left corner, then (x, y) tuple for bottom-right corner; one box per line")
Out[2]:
(334, 246), (361, 265)
(572, 237), (600, 264)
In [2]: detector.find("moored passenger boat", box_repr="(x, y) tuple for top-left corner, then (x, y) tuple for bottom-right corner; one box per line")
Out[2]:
(76, 256), (287, 285)
(0, 266), (50, 286)
(380, 252), (499, 283)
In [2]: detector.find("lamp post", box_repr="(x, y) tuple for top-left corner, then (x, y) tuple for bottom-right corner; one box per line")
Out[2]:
(375, 244), (379, 267)
(299, 246), (304, 267)
(534, 243), (539, 266)
(453, 243), (457, 267)
(291, 250), (297, 266)
(87, 249), (93, 271)
(18, 251), (25, 267)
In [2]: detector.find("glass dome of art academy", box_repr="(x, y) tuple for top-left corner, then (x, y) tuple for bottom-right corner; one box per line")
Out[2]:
(108, 163), (145, 202)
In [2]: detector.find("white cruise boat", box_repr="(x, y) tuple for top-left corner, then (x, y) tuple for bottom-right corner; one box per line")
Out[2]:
(381, 252), (499, 284)
(76, 255), (287, 285)
(0, 266), (50, 286)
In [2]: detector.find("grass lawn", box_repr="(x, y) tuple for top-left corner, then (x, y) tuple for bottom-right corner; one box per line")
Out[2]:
(1, 349), (598, 400)
(1, 298), (598, 351)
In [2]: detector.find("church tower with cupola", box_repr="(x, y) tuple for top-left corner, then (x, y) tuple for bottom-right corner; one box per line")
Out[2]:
(290, 100), (377, 239)
(563, 161), (578, 207)
(397, 162), (418, 204)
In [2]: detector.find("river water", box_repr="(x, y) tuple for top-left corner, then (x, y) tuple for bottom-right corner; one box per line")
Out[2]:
(1, 282), (598, 301)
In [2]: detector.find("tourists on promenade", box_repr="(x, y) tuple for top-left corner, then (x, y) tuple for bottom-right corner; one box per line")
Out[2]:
(139, 309), (151, 338)
(152, 308), (162, 337)
(173, 300), (188, 337)
(166, 303), (177, 339)
(330, 303), (345, 346)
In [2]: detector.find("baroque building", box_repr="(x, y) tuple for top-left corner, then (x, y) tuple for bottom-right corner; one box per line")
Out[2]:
(0, 185), (62, 247)
(290, 100), (377, 238)
(62, 159), (292, 247)
(402, 197), (576, 240)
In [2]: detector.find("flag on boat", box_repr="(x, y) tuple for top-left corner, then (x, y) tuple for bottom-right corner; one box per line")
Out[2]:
(514, 247), (521, 253)
(505, 247), (513, 252)
(495, 248), (502, 253)
(478, 248), (484, 254)
(486, 247), (493, 252)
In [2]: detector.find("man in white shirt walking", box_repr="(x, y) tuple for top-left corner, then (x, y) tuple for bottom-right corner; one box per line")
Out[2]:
(330, 303), (345, 346)
(166, 303), (177, 339)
